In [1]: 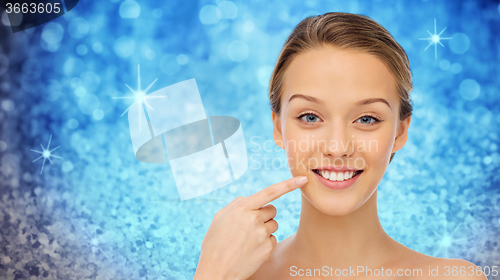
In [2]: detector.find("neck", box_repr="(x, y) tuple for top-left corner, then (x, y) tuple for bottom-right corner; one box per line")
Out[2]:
(291, 189), (395, 267)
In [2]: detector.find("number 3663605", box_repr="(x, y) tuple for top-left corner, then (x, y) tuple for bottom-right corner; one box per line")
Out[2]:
(6, 2), (62, 14)
(443, 266), (499, 277)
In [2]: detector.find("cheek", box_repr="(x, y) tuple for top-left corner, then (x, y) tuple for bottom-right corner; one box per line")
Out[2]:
(283, 126), (316, 175)
(355, 127), (395, 165)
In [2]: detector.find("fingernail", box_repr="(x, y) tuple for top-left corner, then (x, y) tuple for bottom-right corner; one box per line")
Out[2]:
(295, 176), (308, 186)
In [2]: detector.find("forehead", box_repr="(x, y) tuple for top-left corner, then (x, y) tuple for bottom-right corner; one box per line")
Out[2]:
(281, 46), (399, 108)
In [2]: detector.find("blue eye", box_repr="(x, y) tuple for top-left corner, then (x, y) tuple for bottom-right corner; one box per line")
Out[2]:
(298, 113), (322, 123)
(356, 115), (381, 125)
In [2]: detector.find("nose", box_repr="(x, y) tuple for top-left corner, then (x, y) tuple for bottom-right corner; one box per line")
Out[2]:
(319, 120), (354, 160)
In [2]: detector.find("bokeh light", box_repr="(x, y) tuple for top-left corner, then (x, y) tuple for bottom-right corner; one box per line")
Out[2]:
(0, 0), (499, 279)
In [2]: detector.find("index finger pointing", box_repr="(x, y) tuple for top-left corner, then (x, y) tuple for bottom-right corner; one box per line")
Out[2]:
(245, 176), (308, 209)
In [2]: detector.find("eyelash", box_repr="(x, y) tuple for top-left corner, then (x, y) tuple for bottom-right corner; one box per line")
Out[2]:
(355, 114), (382, 125)
(296, 111), (321, 125)
(295, 112), (382, 126)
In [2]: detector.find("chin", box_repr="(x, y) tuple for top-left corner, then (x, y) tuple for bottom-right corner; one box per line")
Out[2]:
(300, 185), (366, 216)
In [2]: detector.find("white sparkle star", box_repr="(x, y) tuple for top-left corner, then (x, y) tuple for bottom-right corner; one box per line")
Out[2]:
(419, 18), (452, 60)
(81, 227), (109, 260)
(432, 218), (467, 257)
(30, 134), (63, 174)
(113, 65), (165, 131)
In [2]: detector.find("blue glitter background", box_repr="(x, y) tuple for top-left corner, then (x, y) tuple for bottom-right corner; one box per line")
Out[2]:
(1, 0), (499, 279)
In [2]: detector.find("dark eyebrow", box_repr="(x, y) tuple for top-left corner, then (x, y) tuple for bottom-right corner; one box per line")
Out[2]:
(288, 94), (391, 111)
(355, 98), (392, 110)
(288, 94), (325, 105)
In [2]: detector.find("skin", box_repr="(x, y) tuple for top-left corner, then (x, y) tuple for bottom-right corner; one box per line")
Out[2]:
(194, 46), (486, 280)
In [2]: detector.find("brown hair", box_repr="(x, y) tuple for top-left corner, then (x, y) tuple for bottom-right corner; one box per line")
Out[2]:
(269, 12), (413, 163)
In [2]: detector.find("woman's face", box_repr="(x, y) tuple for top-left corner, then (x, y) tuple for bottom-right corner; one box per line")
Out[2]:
(272, 46), (411, 216)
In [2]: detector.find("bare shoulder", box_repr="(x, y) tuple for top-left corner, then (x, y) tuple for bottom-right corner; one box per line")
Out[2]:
(246, 251), (279, 280)
(386, 240), (487, 280)
(247, 236), (294, 280)
(425, 257), (488, 280)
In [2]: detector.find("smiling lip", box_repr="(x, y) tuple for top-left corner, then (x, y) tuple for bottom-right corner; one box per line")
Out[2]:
(314, 166), (361, 172)
(312, 168), (363, 190)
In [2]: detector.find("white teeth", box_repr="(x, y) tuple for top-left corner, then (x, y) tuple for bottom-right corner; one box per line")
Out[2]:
(317, 170), (358, 181)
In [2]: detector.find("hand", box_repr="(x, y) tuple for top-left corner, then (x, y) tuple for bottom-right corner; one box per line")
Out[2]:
(193, 176), (309, 280)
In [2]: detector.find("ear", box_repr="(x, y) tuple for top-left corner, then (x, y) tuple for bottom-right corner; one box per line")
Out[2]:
(391, 116), (411, 154)
(272, 112), (285, 150)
